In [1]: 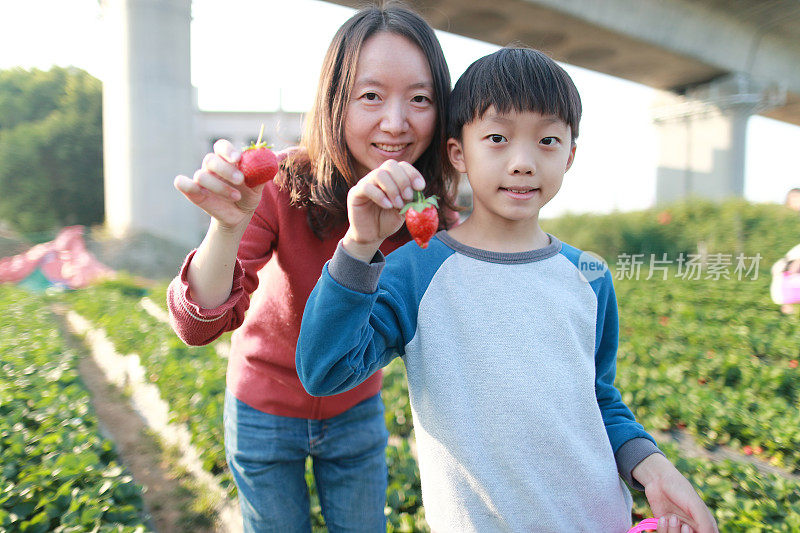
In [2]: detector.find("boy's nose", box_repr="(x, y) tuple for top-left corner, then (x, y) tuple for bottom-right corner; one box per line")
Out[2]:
(380, 101), (409, 135)
(510, 156), (535, 175)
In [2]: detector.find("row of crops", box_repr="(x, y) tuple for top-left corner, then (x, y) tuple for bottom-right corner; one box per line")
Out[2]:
(0, 285), (148, 532)
(3, 266), (800, 531)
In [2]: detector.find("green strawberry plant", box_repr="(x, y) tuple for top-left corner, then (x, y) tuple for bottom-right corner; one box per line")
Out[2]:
(614, 274), (800, 474)
(0, 285), (149, 532)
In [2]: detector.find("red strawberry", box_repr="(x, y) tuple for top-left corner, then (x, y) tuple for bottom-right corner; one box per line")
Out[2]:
(238, 125), (279, 187)
(400, 191), (439, 249)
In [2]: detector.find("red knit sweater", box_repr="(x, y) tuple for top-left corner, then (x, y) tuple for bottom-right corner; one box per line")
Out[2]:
(167, 179), (406, 419)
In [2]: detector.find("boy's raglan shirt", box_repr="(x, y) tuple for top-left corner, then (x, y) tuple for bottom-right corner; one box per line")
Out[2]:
(297, 232), (661, 533)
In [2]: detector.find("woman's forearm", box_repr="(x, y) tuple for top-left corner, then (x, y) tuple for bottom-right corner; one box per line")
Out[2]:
(186, 218), (248, 308)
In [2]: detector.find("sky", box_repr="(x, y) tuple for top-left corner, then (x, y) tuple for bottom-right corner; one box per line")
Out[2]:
(1, 0), (799, 217)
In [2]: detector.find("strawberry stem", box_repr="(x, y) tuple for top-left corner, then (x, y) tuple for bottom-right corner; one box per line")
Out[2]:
(256, 124), (265, 146)
(401, 191), (438, 215)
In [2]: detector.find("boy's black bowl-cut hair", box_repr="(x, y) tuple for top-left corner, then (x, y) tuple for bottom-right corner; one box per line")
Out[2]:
(448, 47), (582, 141)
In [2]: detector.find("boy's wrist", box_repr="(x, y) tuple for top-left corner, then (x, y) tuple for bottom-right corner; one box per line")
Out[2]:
(631, 452), (672, 487)
(342, 231), (382, 263)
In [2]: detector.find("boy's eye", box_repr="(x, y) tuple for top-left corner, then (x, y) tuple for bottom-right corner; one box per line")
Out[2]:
(488, 134), (507, 143)
(541, 137), (559, 146)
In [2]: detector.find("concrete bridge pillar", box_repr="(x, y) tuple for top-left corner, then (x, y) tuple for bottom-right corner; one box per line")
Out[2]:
(654, 73), (786, 204)
(101, 0), (205, 247)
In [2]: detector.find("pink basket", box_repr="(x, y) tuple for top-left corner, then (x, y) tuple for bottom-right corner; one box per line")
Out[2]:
(782, 272), (800, 304)
(627, 518), (659, 532)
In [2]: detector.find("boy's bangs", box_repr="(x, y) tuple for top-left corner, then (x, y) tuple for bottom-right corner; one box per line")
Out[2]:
(479, 57), (574, 120)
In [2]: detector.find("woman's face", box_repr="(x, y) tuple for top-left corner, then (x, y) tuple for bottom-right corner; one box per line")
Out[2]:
(344, 32), (437, 179)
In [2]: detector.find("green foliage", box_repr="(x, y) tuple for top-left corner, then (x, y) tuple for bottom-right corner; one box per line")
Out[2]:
(611, 273), (800, 530)
(615, 274), (800, 473)
(0, 66), (103, 235)
(0, 67), (72, 130)
(0, 285), (149, 532)
(386, 439), (427, 532)
(383, 359), (413, 438)
(542, 199), (800, 266)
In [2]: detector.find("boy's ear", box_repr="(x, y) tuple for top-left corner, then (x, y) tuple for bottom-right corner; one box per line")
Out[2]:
(447, 138), (467, 173)
(564, 142), (577, 173)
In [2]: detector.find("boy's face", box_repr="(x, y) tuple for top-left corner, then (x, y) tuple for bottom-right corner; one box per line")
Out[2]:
(447, 108), (575, 227)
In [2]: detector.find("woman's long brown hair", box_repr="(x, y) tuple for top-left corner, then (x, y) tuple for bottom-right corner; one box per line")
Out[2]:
(276, 2), (460, 239)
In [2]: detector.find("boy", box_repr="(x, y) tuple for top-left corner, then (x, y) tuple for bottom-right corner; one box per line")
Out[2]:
(296, 47), (717, 532)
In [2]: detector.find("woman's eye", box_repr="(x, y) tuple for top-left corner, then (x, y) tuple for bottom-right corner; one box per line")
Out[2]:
(363, 92), (379, 101)
(411, 95), (430, 103)
(541, 137), (559, 146)
(489, 134), (507, 143)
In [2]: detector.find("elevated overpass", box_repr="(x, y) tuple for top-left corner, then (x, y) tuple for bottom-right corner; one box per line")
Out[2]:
(331, 0), (799, 125)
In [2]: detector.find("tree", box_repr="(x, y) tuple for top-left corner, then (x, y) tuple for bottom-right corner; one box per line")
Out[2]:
(0, 66), (103, 236)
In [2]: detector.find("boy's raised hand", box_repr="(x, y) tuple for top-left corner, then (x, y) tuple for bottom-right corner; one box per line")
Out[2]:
(343, 160), (425, 262)
(633, 453), (719, 533)
(174, 139), (269, 233)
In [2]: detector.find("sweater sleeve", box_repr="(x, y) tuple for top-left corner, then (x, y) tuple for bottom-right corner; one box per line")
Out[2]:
(166, 192), (278, 346)
(296, 242), (416, 396)
(594, 269), (663, 490)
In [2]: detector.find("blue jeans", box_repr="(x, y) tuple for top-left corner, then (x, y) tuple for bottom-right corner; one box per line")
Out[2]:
(224, 390), (389, 532)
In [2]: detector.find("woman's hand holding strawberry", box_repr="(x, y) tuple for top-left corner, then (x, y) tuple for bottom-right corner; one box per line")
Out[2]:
(174, 139), (271, 233)
(173, 136), (284, 309)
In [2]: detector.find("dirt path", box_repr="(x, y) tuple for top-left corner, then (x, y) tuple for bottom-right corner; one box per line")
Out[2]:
(53, 308), (217, 533)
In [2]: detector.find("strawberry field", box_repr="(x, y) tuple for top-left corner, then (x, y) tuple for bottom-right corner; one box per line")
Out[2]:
(0, 286), (147, 532)
(2, 200), (800, 531)
(616, 274), (800, 529)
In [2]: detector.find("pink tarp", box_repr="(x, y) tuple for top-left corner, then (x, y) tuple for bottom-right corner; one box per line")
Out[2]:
(0, 226), (114, 289)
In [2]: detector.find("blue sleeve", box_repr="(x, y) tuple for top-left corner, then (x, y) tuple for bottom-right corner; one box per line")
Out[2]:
(296, 242), (423, 397)
(593, 269), (663, 489)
